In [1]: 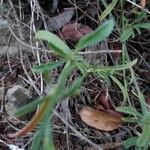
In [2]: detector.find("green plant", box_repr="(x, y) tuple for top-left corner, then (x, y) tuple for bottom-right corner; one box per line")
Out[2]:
(8, 19), (138, 150)
(116, 1), (150, 149)
(121, 11), (150, 42)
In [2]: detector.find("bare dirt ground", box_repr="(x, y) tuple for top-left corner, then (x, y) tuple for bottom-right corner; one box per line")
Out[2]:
(0, 0), (150, 150)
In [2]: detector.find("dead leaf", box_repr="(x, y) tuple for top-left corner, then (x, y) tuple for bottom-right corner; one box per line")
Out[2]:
(79, 106), (123, 131)
(140, 0), (146, 8)
(47, 9), (75, 31)
(61, 23), (93, 42)
(97, 92), (111, 109)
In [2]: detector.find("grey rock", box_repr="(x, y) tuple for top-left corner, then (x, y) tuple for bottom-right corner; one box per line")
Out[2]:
(6, 85), (32, 115)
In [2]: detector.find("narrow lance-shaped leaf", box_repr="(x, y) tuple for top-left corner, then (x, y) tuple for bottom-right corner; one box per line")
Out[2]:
(132, 11), (147, 24)
(35, 30), (71, 57)
(64, 76), (84, 97)
(75, 19), (114, 51)
(87, 59), (137, 73)
(117, 106), (142, 118)
(99, 0), (118, 20)
(110, 75), (127, 102)
(43, 121), (55, 150)
(8, 96), (51, 138)
(137, 124), (150, 147)
(53, 62), (75, 100)
(134, 23), (150, 30)
(120, 27), (134, 42)
(123, 137), (138, 149)
(32, 60), (64, 73)
(30, 129), (44, 150)
(14, 98), (42, 117)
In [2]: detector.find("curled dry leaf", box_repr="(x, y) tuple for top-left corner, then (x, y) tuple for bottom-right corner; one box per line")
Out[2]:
(79, 106), (123, 131)
(61, 23), (93, 42)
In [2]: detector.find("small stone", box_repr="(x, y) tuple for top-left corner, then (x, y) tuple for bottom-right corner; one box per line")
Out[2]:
(6, 85), (32, 115)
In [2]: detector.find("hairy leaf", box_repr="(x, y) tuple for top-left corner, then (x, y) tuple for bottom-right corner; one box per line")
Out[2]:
(75, 19), (114, 51)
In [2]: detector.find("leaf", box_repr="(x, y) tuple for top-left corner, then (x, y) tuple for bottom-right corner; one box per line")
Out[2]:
(61, 23), (93, 42)
(110, 76), (127, 102)
(137, 124), (149, 147)
(87, 59), (137, 73)
(75, 19), (114, 51)
(64, 76), (84, 97)
(79, 106), (123, 131)
(132, 11), (147, 24)
(32, 60), (64, 73)
(30, 130), (43, 150)
(7, 96), (51, 138)
(75, 61), (87, 76)
(35, 30), (71, 57)
(97, 92), (112, 109)
(134, 23), (150, 30)
(123, 137), (138, 149)
(53, 62), (75, 99)
(99, 0), (118, 20)
(117, 106), (142, 118)
(120, 27), (134, 42)
(14, 98), (42, 117)
(47, 9), (74, 31)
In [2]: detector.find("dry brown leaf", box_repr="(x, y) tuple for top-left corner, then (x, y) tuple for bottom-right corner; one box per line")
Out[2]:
(61, 23), (93, 42)
(79, 106), (123, 131)
(140, 0), (146, 8)
(97, 92), (111, 109)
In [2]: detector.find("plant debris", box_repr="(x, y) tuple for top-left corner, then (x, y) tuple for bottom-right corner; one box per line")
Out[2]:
(79, 106), (123, 131)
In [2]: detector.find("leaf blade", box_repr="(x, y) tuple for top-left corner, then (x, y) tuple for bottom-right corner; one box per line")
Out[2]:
(75, 19), (114, 51)
(35, 30), (71, 57)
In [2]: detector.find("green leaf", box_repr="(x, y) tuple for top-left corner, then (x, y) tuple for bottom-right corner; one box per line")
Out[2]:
(87, 59), (137, 73)
(123, 137), (138, 149)
(32, 60), (64, 73)
(53, 62), (75, 100)
(75, 19), (114, 51)
(30, 129), (43, 150)
(110, 75), (127, 102)
(133, 26), (141, 35)
(75, 61), (87, 76)
(137, 124), (150, 147)
(64, 76), (84, 97)
(35, 30), (71, 57)
(117, 106), (142, 117)
(14, 98), (43, 117)
(120, 27), (134, 42)
(43, 122), (55, 150)
(99, 0), (118, 20)
(134, 23), (150, 30)
(132, 11), (147, 24)
(142, 112), (150, 124)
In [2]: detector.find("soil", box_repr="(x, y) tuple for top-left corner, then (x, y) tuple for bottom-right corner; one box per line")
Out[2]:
(0, 0), (150, 150)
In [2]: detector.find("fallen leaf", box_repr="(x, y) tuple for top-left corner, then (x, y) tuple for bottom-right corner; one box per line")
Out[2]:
(97, 92), (111, 109)
(96, 104), (123, 118)
(47, 9), (75, 31)
(61, 23), (93, 42)
(79, 106), (123, 131)
(140, 0), (146, 8)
